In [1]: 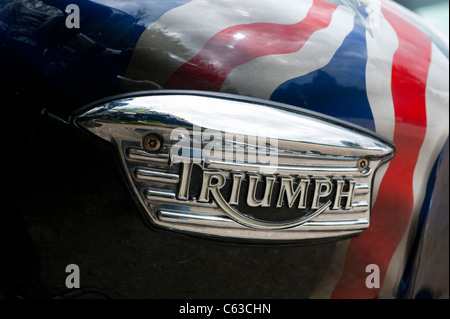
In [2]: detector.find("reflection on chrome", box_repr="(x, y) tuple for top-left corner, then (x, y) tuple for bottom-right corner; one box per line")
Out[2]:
(74, 91), (394, 243)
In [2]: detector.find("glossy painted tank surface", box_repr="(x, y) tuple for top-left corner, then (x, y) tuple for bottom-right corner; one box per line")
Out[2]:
(0, 0), (448, 299)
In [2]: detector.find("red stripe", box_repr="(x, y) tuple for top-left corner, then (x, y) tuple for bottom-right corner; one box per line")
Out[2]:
(165, 0), (337, 91)
(330, 3), (431, 299)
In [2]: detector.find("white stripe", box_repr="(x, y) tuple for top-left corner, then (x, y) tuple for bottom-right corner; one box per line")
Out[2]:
(365, 2), (397, 141)
(221, 5), (355, 99)
(364, 0), (398, 205)
(380, 42), (449, 298)
(123, 0), (313, 86)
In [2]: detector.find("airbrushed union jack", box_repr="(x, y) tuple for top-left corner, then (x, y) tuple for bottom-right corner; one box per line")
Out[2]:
(0, 0), (448, 299)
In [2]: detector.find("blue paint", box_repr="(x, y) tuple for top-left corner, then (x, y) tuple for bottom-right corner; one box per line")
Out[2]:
(396, 139), (449, 298)
(0, 0), (191, 117)
(270, 6), (375, 132)
(42, 0), (192, 50)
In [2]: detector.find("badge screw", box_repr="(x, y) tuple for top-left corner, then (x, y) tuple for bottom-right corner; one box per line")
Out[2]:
(143, 133), (163, 152)
(357, 158), (369, 173)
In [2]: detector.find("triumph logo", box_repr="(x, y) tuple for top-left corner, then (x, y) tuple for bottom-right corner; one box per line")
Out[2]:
(176, 162), (357, 229)
(74, 92), (395, 242)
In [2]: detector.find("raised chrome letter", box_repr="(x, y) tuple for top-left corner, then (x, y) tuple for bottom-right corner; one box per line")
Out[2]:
(246, 175), (275, 207)
(276, 177), (310, 209)
(312, 179), (332, 209)
(333, 180), (356, 210)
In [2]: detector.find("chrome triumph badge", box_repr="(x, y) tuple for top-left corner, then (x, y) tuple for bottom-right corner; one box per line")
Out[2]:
(73, 91), (395, 242)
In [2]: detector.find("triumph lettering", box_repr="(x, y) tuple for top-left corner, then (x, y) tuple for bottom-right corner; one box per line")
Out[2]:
(276, 176), (310, 209)
(177, 163), (356, 225)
